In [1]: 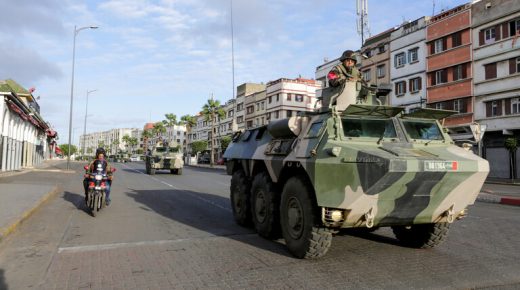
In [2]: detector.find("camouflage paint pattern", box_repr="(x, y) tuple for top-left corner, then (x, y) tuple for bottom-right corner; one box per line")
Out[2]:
(224, 87), (489, 229)
(145, 142), (184, 171)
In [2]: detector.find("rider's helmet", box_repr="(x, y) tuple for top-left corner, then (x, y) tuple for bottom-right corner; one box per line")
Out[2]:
(95, 147), (106, 158)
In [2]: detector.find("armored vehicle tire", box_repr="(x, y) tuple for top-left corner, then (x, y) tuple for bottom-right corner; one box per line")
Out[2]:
(150, 168), (156, 175)
(177, 168), (182, 175)
(251, 172), (281, 239)
(280, 177), (332, 259)
(171, 169), (176, 174)
(230, 170), (252, 226)
(391, 223), (450, 248)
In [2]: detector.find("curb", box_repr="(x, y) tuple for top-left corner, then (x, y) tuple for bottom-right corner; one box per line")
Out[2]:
(476, 192), (520, 207)
(0, 185), (60, 242)
(186, 164), (226, 171)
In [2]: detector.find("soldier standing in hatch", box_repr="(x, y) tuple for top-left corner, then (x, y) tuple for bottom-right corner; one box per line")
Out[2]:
(327, 50), (362, 87)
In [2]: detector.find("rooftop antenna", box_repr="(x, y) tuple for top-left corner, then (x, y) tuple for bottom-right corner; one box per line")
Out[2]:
(357, 0), (371, 46)
(432, 0), (436, 16)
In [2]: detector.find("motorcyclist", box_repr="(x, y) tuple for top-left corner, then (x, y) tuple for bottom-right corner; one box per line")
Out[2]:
(83, 148), (114, 205)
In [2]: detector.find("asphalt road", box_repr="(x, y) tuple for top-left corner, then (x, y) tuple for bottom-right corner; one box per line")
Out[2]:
(0, 161), (519, 289)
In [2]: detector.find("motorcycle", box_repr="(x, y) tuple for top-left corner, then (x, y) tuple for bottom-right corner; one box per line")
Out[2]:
(84, 161), (116, 217)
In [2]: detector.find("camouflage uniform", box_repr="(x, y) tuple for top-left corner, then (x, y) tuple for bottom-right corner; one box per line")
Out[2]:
(327, 63), (362, 87)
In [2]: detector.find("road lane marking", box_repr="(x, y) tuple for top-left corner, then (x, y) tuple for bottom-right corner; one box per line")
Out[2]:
(57, 233), (257, 253)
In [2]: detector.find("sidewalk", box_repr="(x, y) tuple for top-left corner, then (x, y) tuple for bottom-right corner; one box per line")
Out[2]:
(0, 160), (68, 242)
(186, 163), (226, 171)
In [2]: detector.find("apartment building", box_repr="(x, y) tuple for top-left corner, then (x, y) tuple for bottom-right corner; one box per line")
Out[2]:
(426, 3), (474, 141)
(472, 0), (520, 178)
(265, 78), (320, 122)
(235, 83), (265, 131)
(389, 17), (430, 111)
(245, 90), (267, 129)
(80, 128), (140, 155)
(360, 27), (397, 105)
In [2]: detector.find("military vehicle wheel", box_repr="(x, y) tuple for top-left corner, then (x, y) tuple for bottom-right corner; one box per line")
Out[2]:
(230, 170), (252, 226)
(177, 168), (182, 175)
(391, 223), (450, 248)
(251, 172), (280, 239)
(150, 168), (156, 175)
(170, 169), (177, 174)
(280, 177), (332, 259)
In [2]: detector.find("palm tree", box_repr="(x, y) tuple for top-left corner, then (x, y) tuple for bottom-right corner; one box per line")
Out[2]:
(129, 137), (138, 154)
(112, 139), (120, 155)
(122, 135), (131, 153)
(153, 122), (166, 145)
(180, 114), (196, 154)
(141, 129), (153, 153)
(163, 113), (178, 145)
(202, 98), (226, 166)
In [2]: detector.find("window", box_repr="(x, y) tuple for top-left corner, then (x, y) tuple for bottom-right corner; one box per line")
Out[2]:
(402, 120), (443, 141)
(247, 120), (253, 128)
(434, 39), (444, 53)
(237, 116), (243, 123)
(256, 103), (260, 111)
(287, 110), (292, 117)
(377, 65), (385, 78)
(509, 19), (520, 37)
(287, 94), (292, 101)
(453, 99), (461, 112)
(363, 69), (371, 81)
(512, 97), (520, 114)
(268, 96), (272, 103)
(410, 77), (421, 93)
(365, 50), (372, 58)
(517, 57), (520, 73)
(276, 94), (279, 102)
(261, 102), (264, 110)
(484, 63), (497, 79)
(247, 105), (254, 114)
(342, 118), (396, 138)
(395, 81), (406, 96)
(261, 117), (264, 125)
(274, 111), (279, 119)
(266, 112), (271, 120)
(395, 53), (406, 67)
(452, 32), (462, 48)
(453, 64), (467, 81)
(295, 94), (304, 102)
(433, 69), (447, 85)
(435, 102), (445, 110)
(492, 100), (498, 116)
(228, 110), (234, 118)
(378, 45), (385, 54)
(485, 27), (496, 43)
(408, 48), (418, 63)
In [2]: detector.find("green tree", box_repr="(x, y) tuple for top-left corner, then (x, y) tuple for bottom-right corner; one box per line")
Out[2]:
(202, 98), (226, 166)
(505, 137), (518, 181)
(163, 113), (178, 144)
(141, 129), (153, 152)
(152, 122), (166, 142)
(97, 141), (105, 149)
(220, 135), (232, 154)
(60, 144), (77, 157)
(180, 114), (197, 154)
(122, 135), (131, 153)
(112, 139), (120, 155)
(129, 137), (138, 154)
(191, 140), (208, 154)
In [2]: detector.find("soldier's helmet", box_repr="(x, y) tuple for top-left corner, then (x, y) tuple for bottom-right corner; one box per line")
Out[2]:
(339, 50), (357, 63)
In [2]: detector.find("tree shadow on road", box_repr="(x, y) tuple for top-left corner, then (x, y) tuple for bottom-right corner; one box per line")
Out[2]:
(62, 191), (91, 216)
(0, 268), (8, 290)
(126, 188), (291, 257)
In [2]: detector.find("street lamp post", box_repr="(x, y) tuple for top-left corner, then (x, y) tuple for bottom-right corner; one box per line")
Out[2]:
(82, 89), (97, 156)
(66, 25), (98, 170)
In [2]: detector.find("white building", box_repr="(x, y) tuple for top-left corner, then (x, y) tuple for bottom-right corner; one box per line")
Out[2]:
(472, 0), (520, 178)
(1, 79), (52, 172)
(265, 78), (321, 122)
(79, 128), (139, 155)
(389, 17), (430, 111)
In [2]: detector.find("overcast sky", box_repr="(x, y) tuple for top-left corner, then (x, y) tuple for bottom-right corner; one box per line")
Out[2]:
(0, 0), (468, 145)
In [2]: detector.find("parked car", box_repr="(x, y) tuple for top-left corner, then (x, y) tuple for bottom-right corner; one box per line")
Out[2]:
(197, 155), (210, 164)
(129, 155), (140, 162)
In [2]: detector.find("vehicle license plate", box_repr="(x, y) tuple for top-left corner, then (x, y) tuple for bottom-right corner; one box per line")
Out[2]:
(424, 161), (458, 171)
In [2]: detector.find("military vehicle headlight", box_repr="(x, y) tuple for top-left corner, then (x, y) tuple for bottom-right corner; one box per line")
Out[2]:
(462, 143), (473, 151)
(330, 210), (343, 222)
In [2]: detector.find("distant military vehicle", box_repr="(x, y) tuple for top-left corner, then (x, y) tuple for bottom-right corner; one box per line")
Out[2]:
(224, 79), (489, 259)
(145, 141), (184, 175)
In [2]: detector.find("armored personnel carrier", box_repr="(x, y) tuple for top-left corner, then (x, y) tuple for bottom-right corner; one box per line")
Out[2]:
(223, 79), (489, 259)
(145, 141), (184, 175)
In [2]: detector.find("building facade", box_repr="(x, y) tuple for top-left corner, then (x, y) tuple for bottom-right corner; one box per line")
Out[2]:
(472, 0), (520, 178)
(79, 128), (141, 155)
(426, 4), (474, 141)
(1, 79), (53, 172)
(265, 78), (320, 122)
(360, 27), (397, 105)
(389, 17), (430, 111)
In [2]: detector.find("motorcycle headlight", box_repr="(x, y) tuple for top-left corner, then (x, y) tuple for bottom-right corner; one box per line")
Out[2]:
(95, 175), (103, 181)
